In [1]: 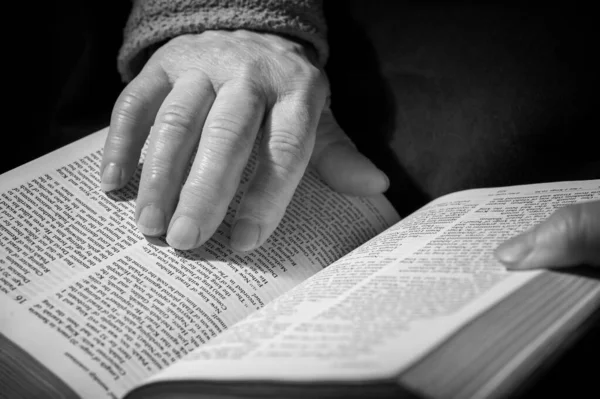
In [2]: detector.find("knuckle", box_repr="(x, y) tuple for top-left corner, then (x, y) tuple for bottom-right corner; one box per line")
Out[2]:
(290, 61), (322, 85)
(139, 165), (171, 194)
(206, 115), (243, 136)
(227, 78), (269, 111)
(113, 91), (146, 123)
(204, 116), (253, 156)
(105, 132), (134, 151)
(277, 72), (325, 105)
(147, 153), (177, 176)
(179, 178), (223, 211)
(233, 65), (268, 91)
(268, 131), (310, 175)
(158, 103), (195, 137)
(280, 64), (322, 91)
(229, 75), (264, 97)
(302, 63), (323, 84)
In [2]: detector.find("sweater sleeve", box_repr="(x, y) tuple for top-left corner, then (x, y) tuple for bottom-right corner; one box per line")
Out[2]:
(118, 0), (327, 82)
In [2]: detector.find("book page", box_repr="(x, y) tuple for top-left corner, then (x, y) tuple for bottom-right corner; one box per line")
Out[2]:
(144, 179), (600, 386)
(0, 128), (399, 398)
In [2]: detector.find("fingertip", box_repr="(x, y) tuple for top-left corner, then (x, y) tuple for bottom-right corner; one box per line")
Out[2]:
(316, 142), (389, 196)
(101, 182), (121, 193)
(494, 228), (535, 267)
(166, 216), (201, 250)
(137, 204), (167, 236)
(361, 168), (390, 195)
(230, 219), (261, 252)
(338, 167), (389, 197)
(100, 162), (125, 192)
(494, 225), (567, 271)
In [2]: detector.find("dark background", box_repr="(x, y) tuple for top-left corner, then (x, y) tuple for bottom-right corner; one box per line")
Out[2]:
(7, 1), (599, 397)
(11, 2), (599, 210)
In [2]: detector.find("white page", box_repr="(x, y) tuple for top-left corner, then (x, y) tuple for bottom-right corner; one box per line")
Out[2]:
(0, 128), (399, 398)
(147, 180), (599, 385)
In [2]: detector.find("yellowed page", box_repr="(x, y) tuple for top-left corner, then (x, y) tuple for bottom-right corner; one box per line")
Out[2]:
(0, 128), (399, 398)
(146, 179), (599, 385)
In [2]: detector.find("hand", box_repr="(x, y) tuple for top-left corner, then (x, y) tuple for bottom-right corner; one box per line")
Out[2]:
(100, 30), (388, 252)
(495, 200), (600, 269)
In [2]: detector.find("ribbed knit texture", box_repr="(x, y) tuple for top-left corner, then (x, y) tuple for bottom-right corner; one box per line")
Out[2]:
(118, 0), (327, 81)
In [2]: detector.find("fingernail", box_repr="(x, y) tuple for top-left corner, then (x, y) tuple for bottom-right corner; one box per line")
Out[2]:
(167, 216), (201, 250)
(231, 219), (261, 252)
(495, 230), (536, 269)
(101, 163), (123, 192)
(137, 205), (166, 236)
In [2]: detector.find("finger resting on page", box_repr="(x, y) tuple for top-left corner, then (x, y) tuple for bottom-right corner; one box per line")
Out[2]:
(136, 73), (215, 237)
(230, 95), (318, 252)
(102, 65), (170, 193)
(165, 81), (265, 250)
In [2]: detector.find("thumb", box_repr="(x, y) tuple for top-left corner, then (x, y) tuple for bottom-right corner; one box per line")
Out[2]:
(495, 200), (600, 270)
(311, 107), (389, 196)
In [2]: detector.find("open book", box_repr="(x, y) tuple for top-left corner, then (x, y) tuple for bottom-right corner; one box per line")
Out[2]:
(1, 128), (599, 399)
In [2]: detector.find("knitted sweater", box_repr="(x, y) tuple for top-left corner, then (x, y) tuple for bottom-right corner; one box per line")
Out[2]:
(119, 0), (327, 81)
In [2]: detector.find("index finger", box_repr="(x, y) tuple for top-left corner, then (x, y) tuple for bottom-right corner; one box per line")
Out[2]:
(101, 65), (170, 192)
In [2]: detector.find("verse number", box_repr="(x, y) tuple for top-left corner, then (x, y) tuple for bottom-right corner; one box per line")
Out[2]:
(14, 295), (27, 304)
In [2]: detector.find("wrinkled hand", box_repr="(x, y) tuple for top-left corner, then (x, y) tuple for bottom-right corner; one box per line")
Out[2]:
(495, 200), (600, 269)
(100, 30), (388, 252)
